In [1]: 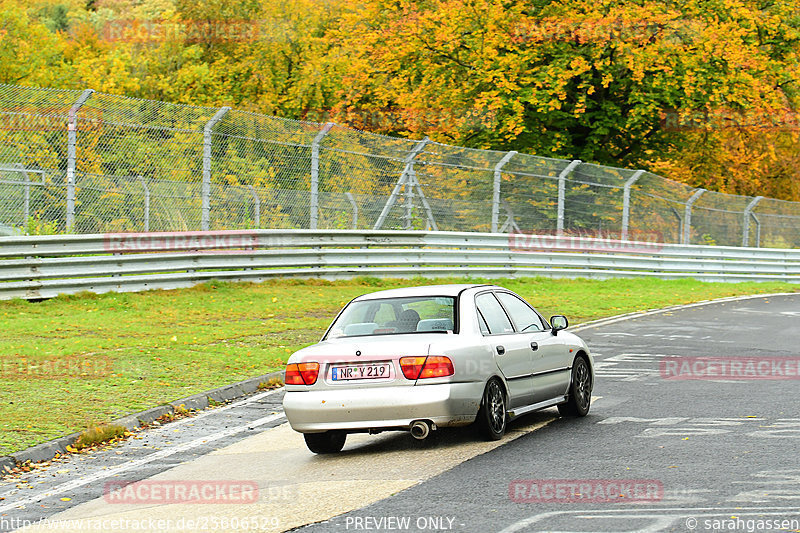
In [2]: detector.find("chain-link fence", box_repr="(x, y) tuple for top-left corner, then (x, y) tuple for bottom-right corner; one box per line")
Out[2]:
(1, 83), (799, 247)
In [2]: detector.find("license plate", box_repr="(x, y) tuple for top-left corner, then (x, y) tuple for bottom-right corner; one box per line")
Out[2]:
(331, 363), (391, 381)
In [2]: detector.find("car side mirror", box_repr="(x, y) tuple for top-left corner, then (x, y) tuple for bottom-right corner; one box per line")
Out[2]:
(550, 315), (568, 335)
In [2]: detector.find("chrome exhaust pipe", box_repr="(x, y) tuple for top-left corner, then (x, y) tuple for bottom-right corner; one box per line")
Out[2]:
(410, 420), (431, 440)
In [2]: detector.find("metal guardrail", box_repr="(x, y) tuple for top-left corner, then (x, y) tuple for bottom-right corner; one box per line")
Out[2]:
(0, 230), (798, 300)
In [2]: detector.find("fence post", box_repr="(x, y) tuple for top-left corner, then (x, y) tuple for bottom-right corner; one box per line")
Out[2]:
(669, 207), (683, 243)
(310, 122), (334, 229)
(621, 170), (645, 241)
(404, 169), (415, 229)
(491, 151), (517, 233)
(373, 137), (429, 230)
(752, 213), (761, 247)
(407, 168), (438, 231)
(202, 107), (231, 231)
(138, 175), (150, 232)
(66, 89), (95, 232)
(13, 163), (31, 225)
(742, 196), (763, 247)
(345, 192), (358, 229)
(247, 185), (260, 227)
(556, 160), (582, 236)
(682, 188), (706, 245)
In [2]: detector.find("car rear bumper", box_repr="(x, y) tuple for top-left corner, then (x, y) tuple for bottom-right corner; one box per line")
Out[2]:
(282, 382), (484, 433)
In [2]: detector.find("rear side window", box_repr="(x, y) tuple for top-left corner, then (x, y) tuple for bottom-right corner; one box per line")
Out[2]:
(475, 293), (514, 335)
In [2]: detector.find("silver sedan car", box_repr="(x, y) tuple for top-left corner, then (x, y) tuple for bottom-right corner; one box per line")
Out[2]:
(282, 284), (593, 453)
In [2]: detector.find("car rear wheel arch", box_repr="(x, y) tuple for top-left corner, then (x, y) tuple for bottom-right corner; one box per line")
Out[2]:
(485, 374), (509, 405)
(476, 376), (508, 440)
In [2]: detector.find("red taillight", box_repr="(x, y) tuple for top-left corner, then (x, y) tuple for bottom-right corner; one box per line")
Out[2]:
(419, 356), (455, 378)
(285, 362), (320, 385)
(399, 356), (454, 380)
(400, 357), (426, 380)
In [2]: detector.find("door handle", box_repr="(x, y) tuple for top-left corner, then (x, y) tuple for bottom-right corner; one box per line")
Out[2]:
(530, 342), (538, 351)
(496, 345), (505, 355)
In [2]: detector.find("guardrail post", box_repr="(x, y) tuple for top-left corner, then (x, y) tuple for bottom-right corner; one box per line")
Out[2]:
(66, 89), (94, 233)
(310, 122), (334, 229)
(373, 137), (429, 230)
(621, 170), (645, 241)
(202, 106), (231, 231)
(491, 151), (517, 233)
(682, 188), (706, 245)
(247, 185), (260, 227)
(742, 196), (763, 247)
(138, 175), (150, 232)
(345, 192), (358, 229)
(556, 160), (582, 236)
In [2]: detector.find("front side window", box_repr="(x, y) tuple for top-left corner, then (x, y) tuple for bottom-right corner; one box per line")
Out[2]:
(495, 292), (546, 332)
(325, 296), (456, 339)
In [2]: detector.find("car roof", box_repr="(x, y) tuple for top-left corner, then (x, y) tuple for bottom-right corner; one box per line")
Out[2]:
(353, 283), (494, 301)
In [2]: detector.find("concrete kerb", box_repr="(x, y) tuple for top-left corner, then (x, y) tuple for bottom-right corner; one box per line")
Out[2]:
(0, 370), (285, 472)
(0, 456), (15, 473)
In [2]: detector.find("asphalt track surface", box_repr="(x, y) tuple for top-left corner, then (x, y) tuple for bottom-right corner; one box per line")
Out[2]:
(1, 293), (798, 533)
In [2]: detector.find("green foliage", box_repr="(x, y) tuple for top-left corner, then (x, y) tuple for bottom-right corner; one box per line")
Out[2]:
(40, 4), (71, 32)
(24, 215), (59, 235)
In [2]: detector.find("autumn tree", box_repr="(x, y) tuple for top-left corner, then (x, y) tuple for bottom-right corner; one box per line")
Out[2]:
(329, 0), (800, 190)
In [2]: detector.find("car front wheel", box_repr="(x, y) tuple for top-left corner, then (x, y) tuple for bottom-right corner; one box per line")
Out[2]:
(304, 430), (347, 454)
(476, 378), (507, 440)
(558, 356), (592, 417)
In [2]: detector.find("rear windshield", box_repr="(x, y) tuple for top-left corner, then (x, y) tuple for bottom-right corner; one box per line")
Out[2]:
(325, 296), (456, 339)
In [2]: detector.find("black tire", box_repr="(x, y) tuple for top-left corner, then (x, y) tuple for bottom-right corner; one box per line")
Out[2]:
(476, 379), (507, 440)
(303, 431), (347, 454)
(558, 356), (592, 417)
